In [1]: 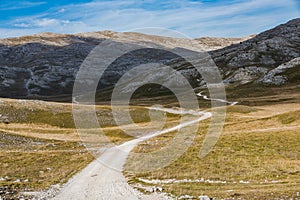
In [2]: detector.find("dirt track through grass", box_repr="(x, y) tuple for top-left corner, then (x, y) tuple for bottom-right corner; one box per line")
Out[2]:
(127, 103), (300, 199)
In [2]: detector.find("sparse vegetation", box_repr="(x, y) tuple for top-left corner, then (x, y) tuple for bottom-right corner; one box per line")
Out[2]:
(1, 98), (300, 199)
(0, 131), (94, 199)
(125, 104), (300, 199)
(0, 98), (180, 198)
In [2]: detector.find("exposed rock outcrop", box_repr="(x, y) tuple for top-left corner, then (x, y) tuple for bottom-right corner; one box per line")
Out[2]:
(210, 18), (300, 85)
(0, 30), (251, 100)
(0, 18), (299, 101)
(260, 57), (300, 86)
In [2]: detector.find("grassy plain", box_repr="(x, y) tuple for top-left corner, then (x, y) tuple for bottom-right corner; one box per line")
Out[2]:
(126, 104), (300, 199)
(0, 96), (299, 199)
(0, 98), (179, 198)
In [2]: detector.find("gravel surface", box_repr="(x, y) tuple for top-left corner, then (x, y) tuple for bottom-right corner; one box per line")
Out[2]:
(51, 108), (211, 200)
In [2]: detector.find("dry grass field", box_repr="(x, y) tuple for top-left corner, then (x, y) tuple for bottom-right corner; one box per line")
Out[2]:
(126, 104), (300, 199)
(0, 97), (299, 199)
(0, 98), (179, 199)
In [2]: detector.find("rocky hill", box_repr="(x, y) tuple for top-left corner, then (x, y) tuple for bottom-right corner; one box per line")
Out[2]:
(0, 31), (250, 100)
(0, 18), (299, 101)
(210, 18), (300, 86)
(195, 35), (256, 51)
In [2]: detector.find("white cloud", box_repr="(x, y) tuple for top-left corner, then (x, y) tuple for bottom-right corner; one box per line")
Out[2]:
(58, 8), (66, 13)
(0, 1), (46, 11)
(0, 28), (43, 38)
(34, 18), (64, 27)
(13, 18), (72, 28)
(1, 0), (300, 38)
(13, 23), (32, 28)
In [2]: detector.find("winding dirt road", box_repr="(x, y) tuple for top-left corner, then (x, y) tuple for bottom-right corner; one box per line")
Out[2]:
(52, 108), (211, 200)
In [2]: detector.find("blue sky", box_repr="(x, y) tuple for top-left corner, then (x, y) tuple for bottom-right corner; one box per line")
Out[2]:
(0, 0), (299, 38)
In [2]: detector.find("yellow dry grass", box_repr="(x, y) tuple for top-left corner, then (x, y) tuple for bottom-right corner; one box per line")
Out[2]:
(126, 103), (300, 199)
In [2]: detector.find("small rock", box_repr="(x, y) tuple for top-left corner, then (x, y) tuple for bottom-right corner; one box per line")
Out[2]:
(151, 186), (163, 192)
(3, 118), (10, 124)
(199, 196), (210, 200)
(179, 194), (194, 199)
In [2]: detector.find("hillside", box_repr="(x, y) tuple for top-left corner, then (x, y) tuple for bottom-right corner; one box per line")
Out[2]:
(211, 18), (300, 86)
(0, 19), (299, 103)
(0, 31), (250, 101)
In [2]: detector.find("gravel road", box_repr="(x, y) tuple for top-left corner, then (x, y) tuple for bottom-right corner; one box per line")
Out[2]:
(52, 108), (211, 200)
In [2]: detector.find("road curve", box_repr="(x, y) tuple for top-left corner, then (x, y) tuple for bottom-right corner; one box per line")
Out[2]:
(196, 91), (238, 106)
(52, 108), (211, 200)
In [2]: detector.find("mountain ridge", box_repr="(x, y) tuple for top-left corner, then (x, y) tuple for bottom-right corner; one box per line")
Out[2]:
(0, 30), (254, 51)
(0, 18), (299, 102)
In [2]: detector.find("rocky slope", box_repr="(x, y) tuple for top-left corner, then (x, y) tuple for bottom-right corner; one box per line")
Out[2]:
(0, 31), (252, 51)
(195, 35), (256, 51)
(210, 18), (300, 86)
(260, 57), (300, 86)
(0, 18), (299, 101)
(0, 31), (250, 100)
